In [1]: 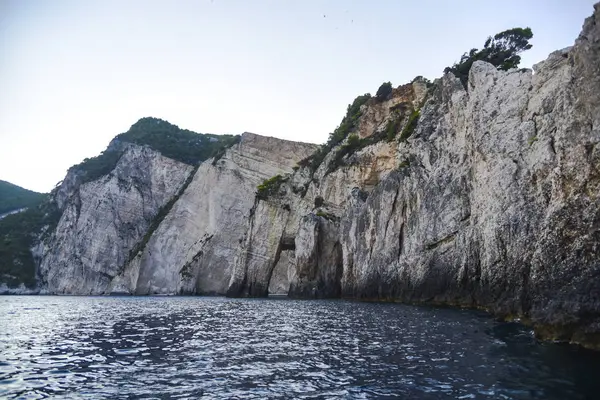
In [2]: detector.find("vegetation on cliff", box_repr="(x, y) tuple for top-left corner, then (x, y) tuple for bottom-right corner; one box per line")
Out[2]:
(69, 149), (124, 185)
(71, 117), (240, 185)
(385, 119), (401, 142)
(0, 199), (60, 288)
(257, 175), (288, 200)
(298, 94), (371, 172)
(445, 27), (534, 86)
(376, 82), (393, 101)
(0, 181), (55, 288)
(324, 104), (421, 175)
(399, 109), (421, 142)
(0, 181), (45, 215)
(115, 117), (239, 165)
(294, 27), (533, 180)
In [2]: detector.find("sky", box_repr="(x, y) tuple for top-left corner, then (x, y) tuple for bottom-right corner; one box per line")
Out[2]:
(0, 0), (597, 193)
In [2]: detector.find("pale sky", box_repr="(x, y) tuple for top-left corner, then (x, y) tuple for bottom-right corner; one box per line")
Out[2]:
(1, 0), (597, 192)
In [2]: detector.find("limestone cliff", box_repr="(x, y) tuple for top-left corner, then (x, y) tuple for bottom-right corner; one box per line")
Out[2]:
(110, 133), (316, 295)
(37, 144), (194, 294)
(34, 131), (316, 296)
(228, 5), (600, 348)
(8, 3), (600, 350)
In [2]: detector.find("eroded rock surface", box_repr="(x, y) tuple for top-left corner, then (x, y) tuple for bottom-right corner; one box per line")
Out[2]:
(228, 5), (600, 348)
(39, 145), (194, 294)
(113, 133), (317, 295)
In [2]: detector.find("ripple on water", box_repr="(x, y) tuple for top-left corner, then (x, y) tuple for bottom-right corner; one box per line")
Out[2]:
(1, 296), (600, 399)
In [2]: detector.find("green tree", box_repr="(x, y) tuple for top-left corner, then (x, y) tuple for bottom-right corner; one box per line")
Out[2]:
(376, 82), (393, 101)
(298, 93), (371, 173)
(256, 175), (287, 200)
(445, 27), (533, 86)
(346, 133), (360, 150)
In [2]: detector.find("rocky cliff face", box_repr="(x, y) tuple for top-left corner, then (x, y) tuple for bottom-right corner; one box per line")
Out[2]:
(26, 4), (600, 348)
(110, 133), (316, 295)
(37, 133), (315, 296)
(228, 5), (600, 348)
(37, 145), (194, 294)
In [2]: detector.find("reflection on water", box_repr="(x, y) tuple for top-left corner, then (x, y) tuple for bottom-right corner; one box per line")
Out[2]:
(1, 296), (599, 399)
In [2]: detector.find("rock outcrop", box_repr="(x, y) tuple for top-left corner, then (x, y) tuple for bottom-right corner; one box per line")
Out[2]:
(228, 4), (600, 348)
(288, 214), (343, 298)
(33, 124), (315, 296)
(38, 145), (194, 294)
(228, 79), (429, 299)
(111, 133), (316, 295)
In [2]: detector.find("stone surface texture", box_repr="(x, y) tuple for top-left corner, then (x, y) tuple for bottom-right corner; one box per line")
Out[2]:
(117, 133), (316, 295)
(38, 145), (194, 294)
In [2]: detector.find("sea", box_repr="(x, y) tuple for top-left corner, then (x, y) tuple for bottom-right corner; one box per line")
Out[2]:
(1, 296), (599, 399)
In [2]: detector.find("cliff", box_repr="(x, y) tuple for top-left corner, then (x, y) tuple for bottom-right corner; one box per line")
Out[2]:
(111, 133), (316, 295)
(2, 4), (599, 349)
(37, 144), (195, 294)
(229, 5), (600, 348)
(32, 131), (316, 295)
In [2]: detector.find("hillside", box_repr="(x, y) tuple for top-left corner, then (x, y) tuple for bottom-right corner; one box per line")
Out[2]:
(0, 180), (45, 216)
(69, 117), (240, 184)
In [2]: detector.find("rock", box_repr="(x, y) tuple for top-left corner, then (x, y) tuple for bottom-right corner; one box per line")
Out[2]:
(288, 213), (342, 298)
(124, 133), (316, 296)
(226, 4), (600, 348)
(39, 145), (194, 294)
(268, 248), (294, 296)
(227, 200), (291, 297)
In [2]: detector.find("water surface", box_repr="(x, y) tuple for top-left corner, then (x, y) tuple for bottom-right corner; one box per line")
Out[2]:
(1, 296), (599, 399)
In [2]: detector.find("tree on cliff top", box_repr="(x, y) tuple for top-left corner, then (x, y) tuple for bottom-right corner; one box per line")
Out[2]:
(376, 82), (393, 101)
(445, 27), (533, 86)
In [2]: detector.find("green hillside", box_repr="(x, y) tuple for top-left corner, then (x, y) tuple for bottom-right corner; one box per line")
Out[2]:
(0, 180), (45, 215)
(71, 117), (240, 184)
(0, 201), (60, 288)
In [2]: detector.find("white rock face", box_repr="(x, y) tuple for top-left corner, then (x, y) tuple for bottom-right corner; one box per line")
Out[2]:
(228, 5), (600, 348)
(0, 208), (27, 220)
(113, 133), (317, 295)
(288, 214), (342, 298)
(268, 249), (294, 295)
(39, 145), (194, 294)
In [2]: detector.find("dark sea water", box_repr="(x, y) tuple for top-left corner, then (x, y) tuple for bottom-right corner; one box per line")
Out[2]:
(1, 296), (599, 399)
